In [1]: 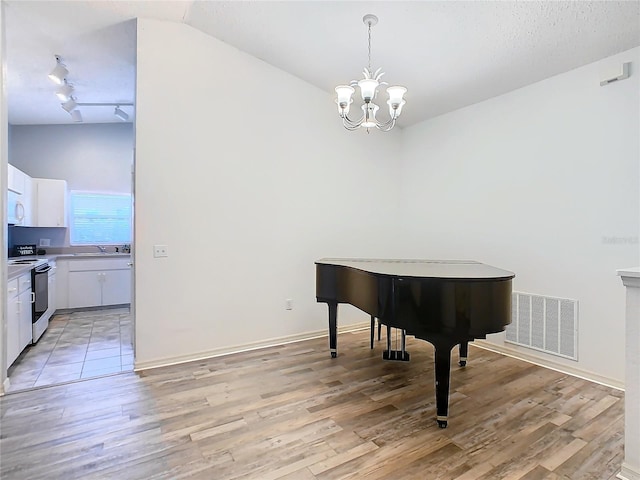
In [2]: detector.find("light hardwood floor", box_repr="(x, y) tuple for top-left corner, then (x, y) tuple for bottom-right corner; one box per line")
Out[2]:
(0, 329), (624, 479)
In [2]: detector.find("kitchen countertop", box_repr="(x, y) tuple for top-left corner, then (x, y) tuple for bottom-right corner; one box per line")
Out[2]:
(55, 253), (131, 259)
(7, 253), (131, 280)
(7, 263), (37, 280)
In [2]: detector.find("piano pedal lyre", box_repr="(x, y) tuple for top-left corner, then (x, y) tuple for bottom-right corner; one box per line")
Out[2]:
(382, 325), (410, 362)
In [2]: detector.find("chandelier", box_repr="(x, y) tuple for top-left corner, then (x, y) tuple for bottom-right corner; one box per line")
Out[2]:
(335, 14), (407, 132)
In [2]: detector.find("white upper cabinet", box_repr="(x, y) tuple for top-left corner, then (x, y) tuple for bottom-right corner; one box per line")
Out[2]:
(21, 175), (33, 226)
(7, 164), (32, 226)
(8, 164), (25, 194)
(32, 178), (68, 227)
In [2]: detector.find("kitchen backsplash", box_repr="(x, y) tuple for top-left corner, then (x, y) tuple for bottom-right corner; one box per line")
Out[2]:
(8, 225), (130, 256)
(9, 226), (68, 251)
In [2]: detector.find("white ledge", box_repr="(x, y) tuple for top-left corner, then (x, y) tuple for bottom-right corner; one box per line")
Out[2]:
(618, 267), (640, 278)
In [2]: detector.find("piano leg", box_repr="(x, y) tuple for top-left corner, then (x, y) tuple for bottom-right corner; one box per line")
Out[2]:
(370, 316), (375, 349)
(434, 341), (454, 428)
(327, 301), (338, 358)
(459, 341), (468, 367)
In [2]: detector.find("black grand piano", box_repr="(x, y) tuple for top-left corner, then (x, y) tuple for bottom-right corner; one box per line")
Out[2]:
(316, 258), (514, 428)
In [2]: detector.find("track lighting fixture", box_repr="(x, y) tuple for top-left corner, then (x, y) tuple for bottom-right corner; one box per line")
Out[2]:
(47, 55), (133, 123)
(61, 97), (78, 113)
(55, 81), (74, 102)
(74, 102), (133, 122)
(48, 56), (68, 85)
(114, 106), (129, 121)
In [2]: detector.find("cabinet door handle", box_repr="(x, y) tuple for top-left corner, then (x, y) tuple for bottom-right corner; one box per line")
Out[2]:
(8, 287), (17, 294)
(15, 201), (25, 222)
(16, 300), (21, 314)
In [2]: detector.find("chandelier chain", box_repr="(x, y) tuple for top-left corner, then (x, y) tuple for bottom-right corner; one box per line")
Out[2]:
(367, 22), (372, 72)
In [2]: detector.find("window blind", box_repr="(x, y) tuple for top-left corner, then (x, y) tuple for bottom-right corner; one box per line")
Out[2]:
(69, 192), (132, 245)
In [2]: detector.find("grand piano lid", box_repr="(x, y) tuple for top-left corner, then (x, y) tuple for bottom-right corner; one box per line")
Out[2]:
(316, 258), (515, 280)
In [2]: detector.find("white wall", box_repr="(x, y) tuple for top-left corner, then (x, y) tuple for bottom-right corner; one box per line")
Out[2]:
(134, 19), (401, 367)
(9, 123), (133, 192)
(398, 47), (640, 385)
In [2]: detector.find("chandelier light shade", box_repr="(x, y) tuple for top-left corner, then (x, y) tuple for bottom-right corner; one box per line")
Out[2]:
(335, 14), (406, 132)
(48, 56), (68, 85)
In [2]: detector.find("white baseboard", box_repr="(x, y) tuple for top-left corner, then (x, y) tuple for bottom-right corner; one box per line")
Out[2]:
(134, 322), (370, 372)
(617, 464), (640, 480)
(135, 325), (624, 393)
(473, 340), (624, 391)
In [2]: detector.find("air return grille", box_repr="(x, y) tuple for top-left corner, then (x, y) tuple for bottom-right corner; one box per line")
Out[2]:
(505, 292), (578, 360)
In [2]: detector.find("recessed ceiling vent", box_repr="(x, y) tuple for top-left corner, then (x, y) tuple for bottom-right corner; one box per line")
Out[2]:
(505, 292), (578, 360)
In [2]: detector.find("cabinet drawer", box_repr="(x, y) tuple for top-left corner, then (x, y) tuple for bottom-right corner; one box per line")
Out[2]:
(68, 258), (131, 272)
(7, 278), (18, 298)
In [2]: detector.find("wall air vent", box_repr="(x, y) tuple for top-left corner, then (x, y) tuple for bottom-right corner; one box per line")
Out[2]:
(505, 292), (578, 360)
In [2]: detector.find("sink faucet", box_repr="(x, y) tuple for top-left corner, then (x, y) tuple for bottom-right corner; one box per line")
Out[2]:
(96, 245), (107, 253)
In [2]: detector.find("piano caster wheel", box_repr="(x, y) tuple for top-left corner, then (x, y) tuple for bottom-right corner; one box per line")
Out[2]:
(437, 420), (448, 428)
(331, 352), (337, 358)
(459, 360), (466, 367)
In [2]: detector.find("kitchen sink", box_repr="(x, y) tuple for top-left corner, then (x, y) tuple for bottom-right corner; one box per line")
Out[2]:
(72, 252), (126, 256)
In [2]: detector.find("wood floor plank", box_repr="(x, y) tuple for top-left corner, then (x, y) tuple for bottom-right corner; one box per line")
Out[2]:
(0, 329), (624, 480)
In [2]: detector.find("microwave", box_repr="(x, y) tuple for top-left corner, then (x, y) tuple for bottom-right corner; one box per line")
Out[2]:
(7, 190), (25, 225)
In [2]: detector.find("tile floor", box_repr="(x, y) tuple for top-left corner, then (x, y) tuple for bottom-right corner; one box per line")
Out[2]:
(7, 307), (133, 392)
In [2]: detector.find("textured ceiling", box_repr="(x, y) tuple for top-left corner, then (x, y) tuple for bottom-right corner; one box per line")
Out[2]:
(4, 1), (640, 127)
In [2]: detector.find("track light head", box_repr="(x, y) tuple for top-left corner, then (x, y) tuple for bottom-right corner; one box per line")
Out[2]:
(61, 97), (78, 113)
(55, 81), (74, 102)
(70, 110), (83, 122)
(48, 56), (68, 85)
(114, 106), (129, 121)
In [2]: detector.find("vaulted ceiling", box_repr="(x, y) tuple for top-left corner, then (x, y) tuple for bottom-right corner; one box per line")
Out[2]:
(4, 1), (639, 127)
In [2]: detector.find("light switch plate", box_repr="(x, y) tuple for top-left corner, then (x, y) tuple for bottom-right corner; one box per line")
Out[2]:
(153, 245), (168, 258)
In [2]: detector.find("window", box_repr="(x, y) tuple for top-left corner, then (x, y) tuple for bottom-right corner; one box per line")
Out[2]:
(69, 191), (132, 245)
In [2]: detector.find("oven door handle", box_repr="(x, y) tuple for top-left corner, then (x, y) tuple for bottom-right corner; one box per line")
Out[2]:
(36, 265), (52, 273)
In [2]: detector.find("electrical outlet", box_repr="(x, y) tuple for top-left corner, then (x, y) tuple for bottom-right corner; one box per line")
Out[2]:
(39, 238), (51, 247)
(285, 299), (293, 310)
(153, 245), (169, 258)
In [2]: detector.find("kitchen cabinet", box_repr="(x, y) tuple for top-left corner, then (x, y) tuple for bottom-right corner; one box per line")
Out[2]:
(67, 257), (131, 308)
(18, 285), (33, 352)
(32, 178), (68, 227)
(6, 278), (21, 367)
(8, 164), (25, 194)
(7, 165), (32, 226)
(68, 271), (103, 308)
(6, 273), (33, 368)
(56, 260), (69, 309)
(46, 260), (57, 317)
(101, 269), (131, 306)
